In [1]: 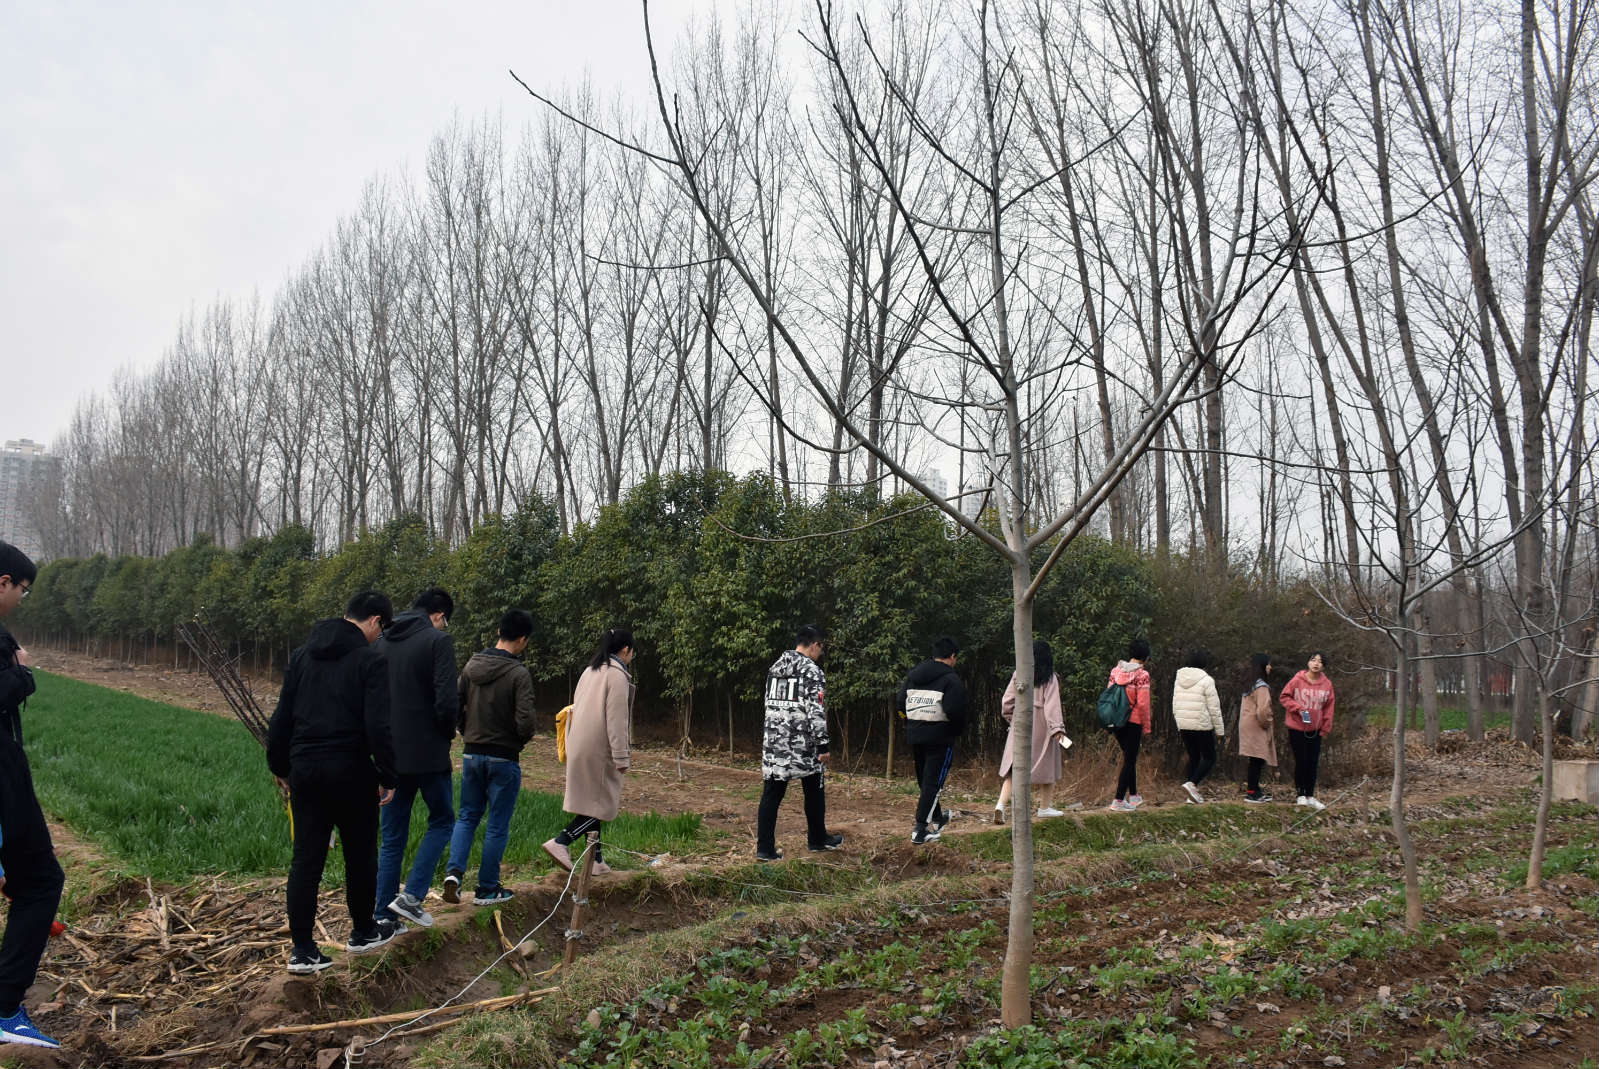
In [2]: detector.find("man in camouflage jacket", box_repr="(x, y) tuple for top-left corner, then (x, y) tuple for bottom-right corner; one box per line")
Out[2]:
(755, 625), (842, 860)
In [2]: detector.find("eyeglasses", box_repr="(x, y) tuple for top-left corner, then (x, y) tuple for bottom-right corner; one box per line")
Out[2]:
(16, 586), (27, 599)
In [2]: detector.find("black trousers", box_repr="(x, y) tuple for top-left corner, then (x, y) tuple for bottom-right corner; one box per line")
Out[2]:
(287, 757), (379, 950)
(0, 743), (63, 1015)
(911, 742), (955, 828)
(1180, 730), (1217, 786)
(1247, 756), (1266, 794)
(555, 815), (605, 862)
(756, 773), (827, 854)
(1287, 730), (1322, 798)
(1114, 721), (1142, 800)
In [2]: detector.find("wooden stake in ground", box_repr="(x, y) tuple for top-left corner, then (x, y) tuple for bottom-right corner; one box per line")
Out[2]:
(562, 831), (599, 967)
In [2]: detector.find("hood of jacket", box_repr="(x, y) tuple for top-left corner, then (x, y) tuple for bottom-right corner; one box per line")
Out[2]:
(463, 648), (524, 684)
(1110, 660), (1147, 685)
(305, 618), (370, 660)
(1174, 666), (1212, 690)
(382, 609), (434, 643)
(903, 658), (958, 689)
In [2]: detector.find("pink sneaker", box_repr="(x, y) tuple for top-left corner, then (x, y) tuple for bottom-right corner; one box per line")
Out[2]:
(1108, 799), (1134, 812)
(590, 860), (612, 875)
(542, 839), (573, 871)
(1127, 794), (1144, 808)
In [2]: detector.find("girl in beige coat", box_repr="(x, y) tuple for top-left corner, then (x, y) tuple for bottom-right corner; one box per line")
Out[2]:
(994, 640), (1069, 822)
(543, 628), (635, 876)
(1238, 653), (1276, 802)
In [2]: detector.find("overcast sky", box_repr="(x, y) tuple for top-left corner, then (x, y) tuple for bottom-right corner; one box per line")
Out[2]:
(1, 0), (716, 449)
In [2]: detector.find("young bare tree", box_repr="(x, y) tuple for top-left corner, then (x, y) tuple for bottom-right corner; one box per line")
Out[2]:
(597, 0), (1306, 1025)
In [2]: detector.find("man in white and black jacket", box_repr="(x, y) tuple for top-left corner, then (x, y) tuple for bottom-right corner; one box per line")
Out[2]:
(896, 636), (969, 845)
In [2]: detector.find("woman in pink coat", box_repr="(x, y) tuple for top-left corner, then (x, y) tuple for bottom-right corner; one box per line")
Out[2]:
(1280, 651), (1334, 811)
(543, 628), (635, 876)
(994, 641), (1069, 822)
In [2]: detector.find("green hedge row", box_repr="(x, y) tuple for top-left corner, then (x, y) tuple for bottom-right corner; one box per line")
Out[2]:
(13, 470), (1365, 761)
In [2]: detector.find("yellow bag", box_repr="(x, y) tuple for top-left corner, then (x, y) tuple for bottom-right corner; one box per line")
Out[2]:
(555, 705), (573, 763)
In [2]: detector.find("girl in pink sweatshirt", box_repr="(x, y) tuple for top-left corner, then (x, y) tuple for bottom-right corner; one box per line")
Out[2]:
(1280, 652), (1334, 810)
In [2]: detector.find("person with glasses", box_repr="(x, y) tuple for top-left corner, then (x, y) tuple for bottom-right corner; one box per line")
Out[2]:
(0, 541), (63, 1049)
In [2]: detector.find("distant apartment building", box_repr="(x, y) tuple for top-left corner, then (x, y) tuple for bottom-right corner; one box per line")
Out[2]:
(0, 439), (60, 560)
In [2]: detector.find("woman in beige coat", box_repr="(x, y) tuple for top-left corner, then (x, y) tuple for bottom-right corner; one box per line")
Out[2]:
(543, 628), (635, 875)
(994, 640), (1070, 821)
(1238, 653), (1276, 802)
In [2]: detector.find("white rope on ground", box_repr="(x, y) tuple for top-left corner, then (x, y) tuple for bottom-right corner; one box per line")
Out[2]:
(342, 838), (595, 1069)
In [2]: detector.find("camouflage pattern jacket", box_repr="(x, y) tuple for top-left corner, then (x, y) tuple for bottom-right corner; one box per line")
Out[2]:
(761, 649), (828, 780)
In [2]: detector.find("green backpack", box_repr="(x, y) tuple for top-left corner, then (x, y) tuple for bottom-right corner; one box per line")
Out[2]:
(1096, 680), (1132, 731)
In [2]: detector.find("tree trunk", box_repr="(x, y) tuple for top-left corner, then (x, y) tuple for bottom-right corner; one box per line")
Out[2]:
(999, 563), (1035, 1028)
(1420, 620), (1440, 748)
(1392, 636), (1424, 931)
(1527, 689), (1554, 889)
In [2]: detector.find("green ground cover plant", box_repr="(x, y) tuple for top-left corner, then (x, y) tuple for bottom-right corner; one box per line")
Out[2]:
(446, 794), (1596, 1069)
(24, 671), (701, 881)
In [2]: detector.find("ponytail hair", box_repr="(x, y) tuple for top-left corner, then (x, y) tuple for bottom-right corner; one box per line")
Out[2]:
(588, 627), (635, 670)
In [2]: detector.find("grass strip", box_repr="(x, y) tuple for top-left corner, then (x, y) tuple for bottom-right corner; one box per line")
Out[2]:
(23, 671), (701, 882)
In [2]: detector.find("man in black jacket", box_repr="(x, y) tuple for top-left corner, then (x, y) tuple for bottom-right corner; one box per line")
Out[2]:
(374, 588), (458, 929)
(443, 609), (536, 906)
(0, 542), (63, 1049)
(267, 590), (400, 974)
(896, 637), (969, 845)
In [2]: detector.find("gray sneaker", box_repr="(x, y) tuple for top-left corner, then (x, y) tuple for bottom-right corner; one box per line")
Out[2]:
(388, 891), (434, 928)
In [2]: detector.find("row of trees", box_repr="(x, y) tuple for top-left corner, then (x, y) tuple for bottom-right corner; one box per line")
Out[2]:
(20, 2), (1589, 740)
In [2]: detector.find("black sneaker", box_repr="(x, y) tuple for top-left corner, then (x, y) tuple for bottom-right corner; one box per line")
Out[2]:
(346, 918), (401, 954)
(472, 885), (514, 906)
(911, 826), (940, 845)
(755, 848), (784, 862)
(442, 872), (462, 904)
(287, 947), (334, 975)
(929, 808), (950, 834)
(1245, 791), (1273, 804)
(808, 833), (844, 852)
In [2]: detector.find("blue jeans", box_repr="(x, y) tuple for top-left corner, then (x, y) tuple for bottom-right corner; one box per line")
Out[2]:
(376, 771), (454, 920)
(446, 754), (522, 889)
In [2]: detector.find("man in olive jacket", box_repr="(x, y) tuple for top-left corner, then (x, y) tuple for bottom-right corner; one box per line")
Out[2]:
(443, 609), (536, 906)
(374, 588), (459, 928)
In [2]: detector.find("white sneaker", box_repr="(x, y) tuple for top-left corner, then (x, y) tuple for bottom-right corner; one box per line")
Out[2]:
(1182, 781), (1204, 804)
(1305, 796), (1326, 811)
(1296, 795), (1310, 807)
(1036, 807), (1065, 818)
(992, 806), (1006, 825)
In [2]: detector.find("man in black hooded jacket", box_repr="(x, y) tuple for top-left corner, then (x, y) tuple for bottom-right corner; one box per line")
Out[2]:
(0, 541), (64, 1049)
(267, 590), (400, 973)
(374, 588), (458, 928)
(896, 637), (968, 845)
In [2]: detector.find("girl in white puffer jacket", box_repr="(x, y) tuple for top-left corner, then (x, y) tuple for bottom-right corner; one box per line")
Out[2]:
(1171, 649), (1224, 803)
